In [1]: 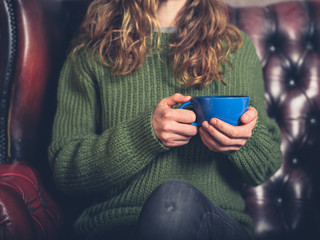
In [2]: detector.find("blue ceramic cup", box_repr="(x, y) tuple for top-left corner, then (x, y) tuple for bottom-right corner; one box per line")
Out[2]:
(180, 96), (250, 127)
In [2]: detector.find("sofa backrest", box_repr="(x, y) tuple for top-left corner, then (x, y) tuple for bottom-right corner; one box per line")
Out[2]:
(229, 1), (320, 239)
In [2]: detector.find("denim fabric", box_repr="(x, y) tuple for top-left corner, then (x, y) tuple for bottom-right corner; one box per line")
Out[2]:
(137, 180), (252, 240)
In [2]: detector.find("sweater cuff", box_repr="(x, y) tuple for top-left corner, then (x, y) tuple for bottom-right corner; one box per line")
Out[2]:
(125, 108), (169, 157)
(226, 121), (282, 186)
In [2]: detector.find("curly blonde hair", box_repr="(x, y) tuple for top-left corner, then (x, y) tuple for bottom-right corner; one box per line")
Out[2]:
(74, 0), (242, 88)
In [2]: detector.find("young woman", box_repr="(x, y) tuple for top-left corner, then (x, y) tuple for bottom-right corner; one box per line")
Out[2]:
(49, 0), (282, 239)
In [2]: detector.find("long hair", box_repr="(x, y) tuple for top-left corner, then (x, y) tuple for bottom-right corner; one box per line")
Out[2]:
(74, 0), (242, 88)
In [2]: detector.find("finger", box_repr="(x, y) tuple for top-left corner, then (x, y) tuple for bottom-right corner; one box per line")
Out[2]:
(208, 118), (252, 139)
(240, 107), (258, 125)
(166, 140), (190, 148)
(160, 109), (196, 123)
(164, 93), (191, 107)
(161, 134), (192, 147)
(164, 121), (198, 137)
(201, 122), (247, 147)
(174, 109), (196, 124)
(199, 128), (241, 152)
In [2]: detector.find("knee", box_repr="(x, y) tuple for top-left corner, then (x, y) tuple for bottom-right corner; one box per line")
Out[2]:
(139, 179), (201, 221)
(145, 179), (199, 207)
(139, 180), (203, 222)
(137, 180), (202, 239)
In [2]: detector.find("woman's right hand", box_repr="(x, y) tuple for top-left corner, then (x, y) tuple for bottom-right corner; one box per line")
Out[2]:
(152, 93), (198, 147)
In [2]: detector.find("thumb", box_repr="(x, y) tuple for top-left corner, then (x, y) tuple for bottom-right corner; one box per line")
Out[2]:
(240, 107), (258, 124)
(164, 93), (191, 107)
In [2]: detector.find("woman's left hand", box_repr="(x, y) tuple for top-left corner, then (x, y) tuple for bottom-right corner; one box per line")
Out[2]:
(199, 107), (258, 152)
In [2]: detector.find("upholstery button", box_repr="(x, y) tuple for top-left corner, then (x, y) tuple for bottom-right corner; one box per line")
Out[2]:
(268, 45), (276, 53)
(274, 196), (283, 206)
(309, 117), (317, 125)
(288, 79), (296, 87)
(292, 158), (299, 166)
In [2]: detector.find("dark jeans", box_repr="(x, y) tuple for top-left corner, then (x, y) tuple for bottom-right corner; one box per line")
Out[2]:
(137, 179), (252, 240)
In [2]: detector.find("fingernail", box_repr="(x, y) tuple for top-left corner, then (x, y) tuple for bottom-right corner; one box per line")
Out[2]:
(212, 119), (217, 125)
(203, 121), (209, 128)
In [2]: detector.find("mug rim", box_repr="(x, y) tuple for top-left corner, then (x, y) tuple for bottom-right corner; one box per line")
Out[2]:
(192, 95), (249, 99)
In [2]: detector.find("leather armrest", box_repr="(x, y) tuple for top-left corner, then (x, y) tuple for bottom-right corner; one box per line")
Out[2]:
(0, 163), (63, 240)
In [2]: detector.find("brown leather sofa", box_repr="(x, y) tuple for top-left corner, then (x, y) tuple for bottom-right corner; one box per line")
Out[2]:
(0, 0), (319, 239)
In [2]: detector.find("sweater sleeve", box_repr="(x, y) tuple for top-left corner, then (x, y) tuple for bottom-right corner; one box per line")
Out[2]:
(48, 49), (168, 196)
(225, 33), (283, 186)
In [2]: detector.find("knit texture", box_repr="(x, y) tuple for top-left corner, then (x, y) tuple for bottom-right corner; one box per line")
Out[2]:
(48, 32), (282, 238)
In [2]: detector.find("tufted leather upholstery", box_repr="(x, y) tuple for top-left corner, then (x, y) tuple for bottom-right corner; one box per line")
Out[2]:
(0, 0), (85, 239)
(0, 0), (319, 239)
(229, 1), (320, 239)
(0, 163), (62, 240)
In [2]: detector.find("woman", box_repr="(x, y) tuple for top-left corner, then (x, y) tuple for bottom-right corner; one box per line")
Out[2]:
(49, 0), (282, 239)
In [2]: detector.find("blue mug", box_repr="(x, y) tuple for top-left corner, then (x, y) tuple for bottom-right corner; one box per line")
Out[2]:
(180, 96), (250, 127)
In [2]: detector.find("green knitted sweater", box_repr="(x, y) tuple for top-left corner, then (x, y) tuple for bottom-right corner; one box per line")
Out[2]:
(48, 31), (282, 238)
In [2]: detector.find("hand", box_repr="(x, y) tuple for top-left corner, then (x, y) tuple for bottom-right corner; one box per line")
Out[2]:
(153, 93), (198, 147)
(199, 107), (258, 152)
